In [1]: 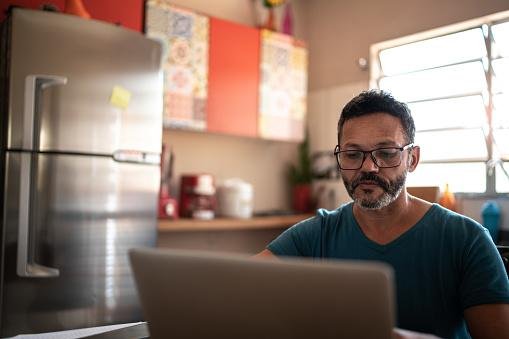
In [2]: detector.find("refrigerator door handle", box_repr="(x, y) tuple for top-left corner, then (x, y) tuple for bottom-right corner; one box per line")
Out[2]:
(16, 153), (60, 278)
(23, 75), (68, 149)
(113, 150), (161, 165)
(17, 75), (66, 278)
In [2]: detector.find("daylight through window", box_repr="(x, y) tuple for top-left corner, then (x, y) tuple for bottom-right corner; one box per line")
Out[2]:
(370, 11), (509, 194)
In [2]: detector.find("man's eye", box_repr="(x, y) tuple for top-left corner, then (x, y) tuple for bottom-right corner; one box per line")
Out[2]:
(344, 151), (362, 159)
(376, 150), (398, 159)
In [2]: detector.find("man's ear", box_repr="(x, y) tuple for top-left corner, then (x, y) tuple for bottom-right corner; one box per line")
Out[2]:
(408, 146), (420, 172)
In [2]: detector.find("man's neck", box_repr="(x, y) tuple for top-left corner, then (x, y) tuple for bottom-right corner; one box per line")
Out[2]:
(352, 191), (429, 245)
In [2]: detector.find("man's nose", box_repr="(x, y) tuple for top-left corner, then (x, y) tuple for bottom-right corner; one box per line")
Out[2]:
(360, 153), (379, 172)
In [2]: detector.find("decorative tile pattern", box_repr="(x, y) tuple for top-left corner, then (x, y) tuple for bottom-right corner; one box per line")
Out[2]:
(146, 0), (209, 130)
(259, 30), (308, 141)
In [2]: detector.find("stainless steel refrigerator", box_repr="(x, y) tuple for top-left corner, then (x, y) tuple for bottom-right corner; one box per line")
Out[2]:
(0, 8), (163, 336)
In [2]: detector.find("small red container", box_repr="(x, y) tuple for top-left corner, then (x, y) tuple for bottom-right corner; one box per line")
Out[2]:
(159, 183), (179, 219)
(179, 174), (216, 219)
(292, 184), (312, 213)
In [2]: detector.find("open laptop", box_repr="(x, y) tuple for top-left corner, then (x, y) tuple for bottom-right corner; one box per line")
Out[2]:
(129, 248), (395, 339)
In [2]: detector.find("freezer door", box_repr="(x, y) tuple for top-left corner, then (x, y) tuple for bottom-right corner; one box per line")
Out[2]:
(1, 151), (159, 337)
(7, 9), (163, 154)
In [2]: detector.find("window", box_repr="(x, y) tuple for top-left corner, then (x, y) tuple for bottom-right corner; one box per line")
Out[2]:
(370, 11), (509, 194)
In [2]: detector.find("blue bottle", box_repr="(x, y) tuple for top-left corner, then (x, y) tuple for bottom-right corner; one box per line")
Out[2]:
(481, 200), (501, 243)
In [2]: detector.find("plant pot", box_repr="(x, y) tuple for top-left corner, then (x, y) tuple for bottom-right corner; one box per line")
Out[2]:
(292, 184), (312, 213)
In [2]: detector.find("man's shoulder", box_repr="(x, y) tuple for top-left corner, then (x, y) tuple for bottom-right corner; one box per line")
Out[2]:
(427, 203), (483, 226)
(290, 202), (353, 232)
(421, 203), (488, 238)
(316, 202), (352, 218)
(312, 202), (353, 225)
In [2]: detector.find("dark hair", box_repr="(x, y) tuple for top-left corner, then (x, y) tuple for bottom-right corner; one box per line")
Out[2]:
(337, 90), (415, 144)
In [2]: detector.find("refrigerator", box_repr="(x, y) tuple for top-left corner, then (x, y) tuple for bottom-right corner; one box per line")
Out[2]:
(0, 8), (163, 336)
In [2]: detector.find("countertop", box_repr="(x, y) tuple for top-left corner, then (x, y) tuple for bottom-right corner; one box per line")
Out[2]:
(158, 213), (313, 232)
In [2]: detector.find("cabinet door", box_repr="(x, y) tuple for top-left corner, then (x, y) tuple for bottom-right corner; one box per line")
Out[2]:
(207, 17), (260, 137)
(86, 0), (144, 32)
(1, 1), (143, 32)
(259, 30), (308, 142)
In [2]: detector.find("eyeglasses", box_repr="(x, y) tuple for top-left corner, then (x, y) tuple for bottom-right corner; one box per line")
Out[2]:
(334, 143), (414, 170)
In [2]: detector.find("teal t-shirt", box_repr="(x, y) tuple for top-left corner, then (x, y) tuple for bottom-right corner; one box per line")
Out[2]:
(267, 202), (509, 339)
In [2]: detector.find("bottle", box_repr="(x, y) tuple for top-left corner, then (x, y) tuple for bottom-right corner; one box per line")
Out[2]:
(439, 183), (457, 211)
(64, 0), (91, 19)
(481, 201), (501, 243)
(282, 3), (293, 35)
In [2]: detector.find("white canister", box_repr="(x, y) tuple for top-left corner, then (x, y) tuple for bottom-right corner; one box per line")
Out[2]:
(216, 178), (254, 218)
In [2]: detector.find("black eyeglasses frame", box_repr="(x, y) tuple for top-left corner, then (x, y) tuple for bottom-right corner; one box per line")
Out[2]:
(333, 143), (414, 170)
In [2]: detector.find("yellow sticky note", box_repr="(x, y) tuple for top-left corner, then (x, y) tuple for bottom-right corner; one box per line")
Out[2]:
(110, 85), (131, 110)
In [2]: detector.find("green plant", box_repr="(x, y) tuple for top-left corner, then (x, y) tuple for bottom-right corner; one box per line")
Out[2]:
(288, 133), (312, 185)
(263, 0), (286, 8)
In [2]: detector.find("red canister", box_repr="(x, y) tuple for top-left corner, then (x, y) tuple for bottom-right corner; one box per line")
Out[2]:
(179, 174), (216, 219)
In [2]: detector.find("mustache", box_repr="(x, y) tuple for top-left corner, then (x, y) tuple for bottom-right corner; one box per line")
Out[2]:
(351, 173), (390, 191)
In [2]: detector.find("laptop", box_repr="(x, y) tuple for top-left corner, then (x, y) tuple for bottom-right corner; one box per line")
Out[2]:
(129, 248), (395, 339)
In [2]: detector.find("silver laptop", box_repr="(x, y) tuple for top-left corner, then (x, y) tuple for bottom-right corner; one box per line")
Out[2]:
(129, 248), (395, 339)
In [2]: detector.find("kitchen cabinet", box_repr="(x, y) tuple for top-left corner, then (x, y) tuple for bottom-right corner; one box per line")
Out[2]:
(144, 2), (308, 142)
(1, 0), (144, 32)
(145, 1), (209, 130)
(207, 17), (260, 137)
(86, 0), (144, 32)
(258, 30), (308, 142)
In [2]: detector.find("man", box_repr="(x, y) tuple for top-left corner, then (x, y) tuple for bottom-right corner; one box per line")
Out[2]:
(258, 90), (509, 339)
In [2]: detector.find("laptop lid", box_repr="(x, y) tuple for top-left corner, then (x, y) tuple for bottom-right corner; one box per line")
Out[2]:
(129, 248), (395, 339)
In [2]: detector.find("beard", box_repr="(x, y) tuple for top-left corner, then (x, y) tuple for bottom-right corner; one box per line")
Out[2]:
(342, 171), (407, 210)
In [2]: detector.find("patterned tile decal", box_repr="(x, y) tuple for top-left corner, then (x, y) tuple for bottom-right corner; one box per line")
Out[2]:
(259, 30), (308, 141)
(146, 0), (209, 130)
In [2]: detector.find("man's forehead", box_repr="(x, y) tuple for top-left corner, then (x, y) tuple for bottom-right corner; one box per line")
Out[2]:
(339, 114), (406, 147)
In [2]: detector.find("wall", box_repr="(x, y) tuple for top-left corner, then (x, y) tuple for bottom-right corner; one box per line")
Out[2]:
(165, 131), (298, 213)
(302, 0), (509, 91)
(305, 0), (509, 152)
(168, 0), (307, 41)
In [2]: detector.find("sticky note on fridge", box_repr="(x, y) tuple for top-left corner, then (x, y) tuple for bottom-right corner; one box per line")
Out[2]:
(110, 85), (131, 110)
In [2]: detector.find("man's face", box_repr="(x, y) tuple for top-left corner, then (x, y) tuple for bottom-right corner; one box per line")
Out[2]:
(339, 112), (413, 210)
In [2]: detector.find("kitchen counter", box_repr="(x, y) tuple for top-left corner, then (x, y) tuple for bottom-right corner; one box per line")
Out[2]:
(158, 213), (313, 232)
(157, 213), (314, 254)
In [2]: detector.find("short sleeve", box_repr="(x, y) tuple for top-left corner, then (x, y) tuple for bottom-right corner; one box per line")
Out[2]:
(459, 225), (509, 309)
(267, 215), (322, 258)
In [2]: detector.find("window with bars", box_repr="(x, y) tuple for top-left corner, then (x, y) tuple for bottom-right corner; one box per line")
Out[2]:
(370, 13), (509, 194)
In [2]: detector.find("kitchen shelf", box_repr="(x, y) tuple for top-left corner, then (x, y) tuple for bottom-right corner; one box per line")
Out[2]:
(158, 214), (313, 232)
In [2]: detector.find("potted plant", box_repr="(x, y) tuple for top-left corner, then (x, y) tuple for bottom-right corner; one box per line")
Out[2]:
(288, 133), (313, 213)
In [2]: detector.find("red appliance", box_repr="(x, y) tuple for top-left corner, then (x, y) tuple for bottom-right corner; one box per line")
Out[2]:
(179, 174), (216, 219)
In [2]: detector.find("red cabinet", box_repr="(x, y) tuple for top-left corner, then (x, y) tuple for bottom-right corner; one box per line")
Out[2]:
(1, 0), (143, 32)
(207, 17), (260, 138)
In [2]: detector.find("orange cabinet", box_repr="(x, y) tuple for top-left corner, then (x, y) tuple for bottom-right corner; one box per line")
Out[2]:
(207, 17), (260, 138)
(1, 0), (143, 32)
